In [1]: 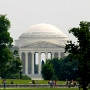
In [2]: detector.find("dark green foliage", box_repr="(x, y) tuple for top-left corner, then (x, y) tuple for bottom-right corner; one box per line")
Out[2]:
(41, 60), (55, 80)
(9, 73), (31, 80)
(51, 58), (61, 79)
(59, 56), (79, 80)
(0, 15), (13, 78)
(41, 57), (78, 80)
(0, 15), (22, 79)
(0, 14), (13, 46)
(5, 50), (22, 79)
(65, 21), (90, 90)
(21, 75), (31, 80)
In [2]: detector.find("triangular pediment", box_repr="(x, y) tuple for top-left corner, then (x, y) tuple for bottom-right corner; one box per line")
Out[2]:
(21, 41), (64, 48)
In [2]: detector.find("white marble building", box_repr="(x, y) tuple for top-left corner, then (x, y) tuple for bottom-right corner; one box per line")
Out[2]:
(15, 23), (69, 80)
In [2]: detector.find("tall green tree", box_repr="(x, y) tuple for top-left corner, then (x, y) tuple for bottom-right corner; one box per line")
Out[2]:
(0, 14), (13, 77)
(0, 15), (22, 78)
(41, 60), (55, 80)
(65, 21), (90, 90)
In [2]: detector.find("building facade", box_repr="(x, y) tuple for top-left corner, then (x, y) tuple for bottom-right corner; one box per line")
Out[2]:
(15, 23), (69, 79)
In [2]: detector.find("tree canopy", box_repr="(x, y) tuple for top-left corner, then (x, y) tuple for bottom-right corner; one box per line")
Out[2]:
(0, 15), (13, 77)
(65, 21), (90, 90)
(0, 15), (22, 78)
(6, 50), (22, 78)
(41, 60), (54, 80)
(41, 57), (78, 80)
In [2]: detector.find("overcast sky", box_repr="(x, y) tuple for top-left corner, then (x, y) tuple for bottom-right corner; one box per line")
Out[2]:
(0, 0), (90, 44)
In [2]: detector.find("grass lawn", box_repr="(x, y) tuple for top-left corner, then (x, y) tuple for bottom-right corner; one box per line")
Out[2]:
(0, 79), (66, 84)
(0, 88), (82, 90)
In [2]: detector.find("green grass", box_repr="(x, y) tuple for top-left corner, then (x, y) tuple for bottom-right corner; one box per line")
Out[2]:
(2, 88), (90, 90)
(0, 88), (83, 90)
(0, 79), (89, 90)
(0, 79), (66, 84)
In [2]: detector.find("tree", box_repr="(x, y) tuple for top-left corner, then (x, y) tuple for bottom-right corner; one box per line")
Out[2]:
(65, 21), (90, 90)
(5, 50), (22, 78)
(41, 60), (55, 80)
(51, 58), (61, 80)
(0, 14), (13, 77)
(59, 56), (79, 80)
(0, 15), (22, 78)
(41, 57), (78, 80)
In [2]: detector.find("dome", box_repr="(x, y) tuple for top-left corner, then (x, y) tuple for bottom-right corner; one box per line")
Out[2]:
(20, 23), (67, 38)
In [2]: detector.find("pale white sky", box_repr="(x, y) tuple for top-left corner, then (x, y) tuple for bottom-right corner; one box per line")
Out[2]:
(0, 0), (90, 44)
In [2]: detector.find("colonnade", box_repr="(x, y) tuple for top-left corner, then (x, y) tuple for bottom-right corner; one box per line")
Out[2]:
(20, 52), (64, 75)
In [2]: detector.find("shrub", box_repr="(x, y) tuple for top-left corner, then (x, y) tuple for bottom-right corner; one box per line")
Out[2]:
(21, 75), (31, 80)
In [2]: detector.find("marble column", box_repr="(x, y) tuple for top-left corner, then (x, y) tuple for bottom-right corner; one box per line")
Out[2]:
(38, 52), (41, 74)
(58, 52), (61, 59)
(31, 52), (34, 74)
(52, 52), (54, 59)
(19, 51), (22, 61)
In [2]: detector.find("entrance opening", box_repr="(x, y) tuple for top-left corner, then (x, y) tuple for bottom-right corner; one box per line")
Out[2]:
(41, 53), (45, 64)
(34, 53), (38, 74)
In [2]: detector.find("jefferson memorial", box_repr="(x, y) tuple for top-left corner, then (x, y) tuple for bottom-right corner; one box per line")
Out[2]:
(14, 23), (69, 80)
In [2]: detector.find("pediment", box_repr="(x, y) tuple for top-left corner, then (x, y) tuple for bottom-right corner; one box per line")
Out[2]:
(20, 41), (63, 48)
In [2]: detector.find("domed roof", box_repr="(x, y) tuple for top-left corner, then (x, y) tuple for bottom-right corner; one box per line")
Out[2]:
(20, 23), (67, 38)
